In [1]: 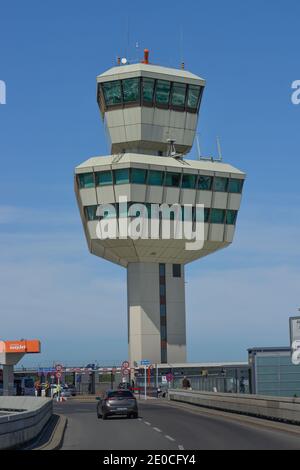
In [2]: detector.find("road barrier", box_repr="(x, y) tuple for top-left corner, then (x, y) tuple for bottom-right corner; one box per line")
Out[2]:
(168, 389), (300, 424)
(0, 397), (53, 449)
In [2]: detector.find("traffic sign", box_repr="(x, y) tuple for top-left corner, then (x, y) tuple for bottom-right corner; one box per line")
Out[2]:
(122, 361), (130, 370)
(166, 373), (174, 382)
(141, 359), (150, 366)
(56, 372), (62, 379)
(292, 350), (300, 365)
(122, 368), (129, 376)
(55, 364), (63, 372)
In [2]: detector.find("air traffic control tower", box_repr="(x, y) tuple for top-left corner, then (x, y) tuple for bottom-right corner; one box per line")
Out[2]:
(75, 50), (246, 366)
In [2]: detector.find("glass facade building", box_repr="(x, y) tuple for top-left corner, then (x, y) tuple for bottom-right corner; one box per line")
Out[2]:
(248, 347), (300, 397)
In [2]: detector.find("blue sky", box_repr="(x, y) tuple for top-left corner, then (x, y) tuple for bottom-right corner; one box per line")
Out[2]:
(0, 0), (299, 366)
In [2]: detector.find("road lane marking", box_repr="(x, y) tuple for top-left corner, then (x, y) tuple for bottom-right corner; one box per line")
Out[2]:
(165, 435), (175, 442)
(144, 421), (151, 426)
(153, 427), (162, 433)
(178, 445), (185, 450)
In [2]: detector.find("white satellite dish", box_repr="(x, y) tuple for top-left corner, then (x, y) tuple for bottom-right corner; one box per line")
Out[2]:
(121, 58), (128, 65)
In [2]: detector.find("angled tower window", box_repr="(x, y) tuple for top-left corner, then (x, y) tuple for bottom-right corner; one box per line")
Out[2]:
(122, 78), (140, 103)
(96, 170), (113, 186)
(187, 85), (202, 111)
(142, 78), (155, 104)
(165, 172), (181, 187)
(78, 173), (94, 189)
(214, 177), (228, 192)
(114, 168), (130, 185)
(198, 175), (212, 190)
(211, 208), (225, 224)
(226, 210), (238, 225)
(155, 80), (171, 107)
(171, 83), (187, 109)
(148, 170), (164, 186)
(182, 174), (196, 189)
(102, 80), (122, 106)
(85, 205), (98, 221)
(131, 168), (147, 184)
(228, 178), (244, 194)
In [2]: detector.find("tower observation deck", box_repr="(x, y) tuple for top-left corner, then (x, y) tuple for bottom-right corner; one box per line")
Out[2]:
(75, 51), (246, 366)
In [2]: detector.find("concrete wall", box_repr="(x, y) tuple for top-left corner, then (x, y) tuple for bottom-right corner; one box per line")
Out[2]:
(0, 397), (52, 449)
(169, 390), (300, 424)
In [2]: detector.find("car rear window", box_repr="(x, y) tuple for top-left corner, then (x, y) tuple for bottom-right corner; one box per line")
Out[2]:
(107, 391), (134, 398)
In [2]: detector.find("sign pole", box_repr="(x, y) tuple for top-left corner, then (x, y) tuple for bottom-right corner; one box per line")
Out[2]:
(144, 366), (147, 400)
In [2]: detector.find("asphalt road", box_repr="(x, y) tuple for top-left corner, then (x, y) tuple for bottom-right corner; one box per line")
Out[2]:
(55, 399), (300, 450)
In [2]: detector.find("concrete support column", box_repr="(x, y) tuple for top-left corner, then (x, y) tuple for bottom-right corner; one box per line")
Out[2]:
(127, 262), (186, 366)
(3, 365), (14, 396)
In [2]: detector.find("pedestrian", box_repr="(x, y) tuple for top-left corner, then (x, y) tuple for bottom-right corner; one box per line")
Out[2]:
(182, 376), (191, 389)
(157, 386), (162, 398)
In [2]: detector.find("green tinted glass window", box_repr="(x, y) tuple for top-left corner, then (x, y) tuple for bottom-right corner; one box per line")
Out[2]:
(171, 83), (187, 107)
(96, 171), (113, 186)
(195, 207), (210, 222)
(102, 81), (122, 106)
(78, 173), (94, 189)
(142, 78), (155, 103)
(155, 80), (171, 106)
(148, 170), (164, 186)
(204, 208), (210, 223)
(122, 78), (140, 103)
(114, 169), (129, 185)
(198, 175), (212, 190)
(165, 172), (181, 187)
(226, 210), (238, 225)
(187, 85), (201, 109)
(228, 178), (244, 193)
(85, 205), (98, 221)
(214, 177), (228, 192)
(131, 168), (147, 184)
(182, 174), (196, 189)
(211, 209), (225, 224)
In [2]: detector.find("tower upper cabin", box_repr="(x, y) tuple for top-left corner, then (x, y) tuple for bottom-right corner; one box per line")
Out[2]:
(97, 50), (205, 156)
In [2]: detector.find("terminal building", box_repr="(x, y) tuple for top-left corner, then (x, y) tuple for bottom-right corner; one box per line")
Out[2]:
(74, 50), (246, 366)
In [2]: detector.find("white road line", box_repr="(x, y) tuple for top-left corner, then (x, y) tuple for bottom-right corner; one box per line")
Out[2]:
(153, 427), (162, 433)
(165, 435), (175, 442)
(138, 418), (142, 421)
(144, 421), (151, 426)
(178, 444), (185, 450)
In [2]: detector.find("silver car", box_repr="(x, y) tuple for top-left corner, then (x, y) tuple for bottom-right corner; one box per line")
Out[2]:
(97, 390), (138, 420)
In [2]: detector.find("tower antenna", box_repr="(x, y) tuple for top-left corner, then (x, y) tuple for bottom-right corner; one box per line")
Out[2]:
(216, 136), (223, 161)
(180, 26), (185, 69)
(196, 134), (201, 160)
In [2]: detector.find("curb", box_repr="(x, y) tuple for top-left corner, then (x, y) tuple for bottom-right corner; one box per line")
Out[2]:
(35, 414), (67, 450)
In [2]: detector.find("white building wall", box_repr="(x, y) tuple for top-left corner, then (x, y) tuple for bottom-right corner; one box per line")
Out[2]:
(127, 262), (186, 366)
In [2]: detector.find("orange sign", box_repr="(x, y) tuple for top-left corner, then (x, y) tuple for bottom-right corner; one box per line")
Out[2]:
(0, 340), (40, 354)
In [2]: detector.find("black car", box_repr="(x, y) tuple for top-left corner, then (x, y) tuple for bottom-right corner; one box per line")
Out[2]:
(97, 390), (138, 420)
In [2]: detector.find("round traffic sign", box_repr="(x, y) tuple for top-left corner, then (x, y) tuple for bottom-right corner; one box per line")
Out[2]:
(122, 361), (130, 370)
(55, 364), (63, 372)
(56, 372), (62, 379)
(166, 373), (174, 382)
(122, 368), (129, 376)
